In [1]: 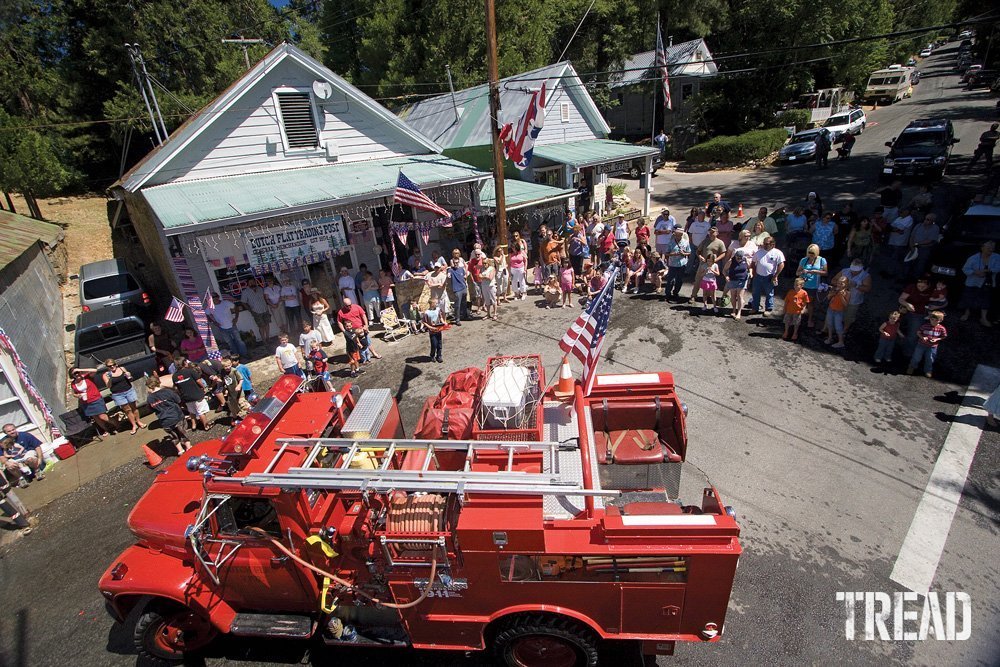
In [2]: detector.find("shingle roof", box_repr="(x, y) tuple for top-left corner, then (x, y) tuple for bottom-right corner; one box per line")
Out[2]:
(0, 211), (64, 271)
(142, 154), (489, 234)
(609, 38), (717, 88)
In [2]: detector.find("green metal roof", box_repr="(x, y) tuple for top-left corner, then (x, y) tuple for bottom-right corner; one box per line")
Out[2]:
(0, 210), (64, 271)
(531, 139), (660, 168)
(479, 179), (577, 211)
(142, 154), (490, 233)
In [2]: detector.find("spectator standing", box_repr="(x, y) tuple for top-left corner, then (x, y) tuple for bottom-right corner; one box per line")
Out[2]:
(448, 258), (469, 323)
(337, 267), (358, 306)
(691, 227), (726, 302)
(231, 354), (256, 404)
(834, 260), (872, 333)
(782, 278), (810, 341)
(635, 217), (651, 249)
(541, 228), (563, 279)
(423, 297), (446, 363)
(240, 282), (271, 340)
(280, 278), (302, 332)
(699, 253), (721, 312)
(797, 244), (828, 329)
(686, 211), (712, 251)
(480, 258), (499, 320)
(874, 310), (904, 364)
(705, 193), (730, 221)
(750, 237), (786, 314)
(274, 333), (303, 377)
(217, 357), (243, 420)
(360, 272), (382, 322)
(908, 213), (941, 279)
(810, 213), (837, 257)
(341, 323), (363, 377)
(846, 218), (876, 267)
(879, 181), (903, 223)
(1, 424), (46, 484)
(613, 214), (631, 251)
(307, 340), (335, 392)
(804, 191), (823, 219)
(785, 207), (810, 248)
(509, 242), (528, 300)
(662, 228), (691, 300)
(378, 269), (397, 315)
(723, 248), (750, 319)
(148, 322), (177, 376)
(335, 297), (376, 361)
(468, 245), (485, 310)
(144, 378), (192, 455)
(263, 276), (287, 335)
(967, 122), (999, 172)
(959, 241), (1000, 326)
(493, 247), (510, 303)
(172, 356), (211, 431)
(597, 226), (616, 263)
(69, 367), (115, 437)
(823, 276), (850, 349)
(426, 264), (449, 318)
(102, 358), (145, 434)
(588, 215), (607, 255)
(716, 211), (735, 246)
(207, 292), (247, 358)
(310, 289), (336, 345)
(299, 321), (323, 359)
(749, 219), (771, 247)
(653, 208), (676, 256)
(815, 130), (831, 168)
(886, 207), (914, 272)
(898, 277), (935, 353)
(908, 311), (947, 378)
(559, 258), (576, 307)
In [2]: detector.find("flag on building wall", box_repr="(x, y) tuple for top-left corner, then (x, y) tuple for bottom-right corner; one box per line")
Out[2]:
(558, 266), (617, 396)
(164, 297), (186, 323)
(655, 24), (673, 111)
(394, 172), (451, 218)
(499, 81), (547, 170)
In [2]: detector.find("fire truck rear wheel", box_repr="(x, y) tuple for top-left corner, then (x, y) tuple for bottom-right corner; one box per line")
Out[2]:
(134, 600), (217, 664)
(492, 614), (599, 667)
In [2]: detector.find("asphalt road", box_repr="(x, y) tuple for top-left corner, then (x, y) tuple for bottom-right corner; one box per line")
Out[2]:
(1, 45), (998, 667)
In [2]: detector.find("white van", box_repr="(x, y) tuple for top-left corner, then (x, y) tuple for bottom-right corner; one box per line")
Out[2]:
(864, 66), (912, 104)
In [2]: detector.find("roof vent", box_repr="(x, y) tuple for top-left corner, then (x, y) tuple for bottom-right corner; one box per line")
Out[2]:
(277, 92), (319, 149)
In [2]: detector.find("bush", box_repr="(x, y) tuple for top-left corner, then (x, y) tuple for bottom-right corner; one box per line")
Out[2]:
(684, 128), (790, 166)
(775, 109), (812, 132)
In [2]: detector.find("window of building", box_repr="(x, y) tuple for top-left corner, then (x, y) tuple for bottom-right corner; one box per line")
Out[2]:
(681, 84), (694, 101)
(560, 102), (570, 123)
(276, 91), (320, 149)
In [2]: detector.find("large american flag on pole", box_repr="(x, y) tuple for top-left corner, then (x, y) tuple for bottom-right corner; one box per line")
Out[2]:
(558, 267), (618, 396)
(655, 24), (673, 111)
(394, 172), (451, 218)
(499, 81), (547, 170)
(164, 296), (186, 323)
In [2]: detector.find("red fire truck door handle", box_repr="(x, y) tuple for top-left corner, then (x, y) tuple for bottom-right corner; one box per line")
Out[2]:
(662, 605), (680, 617)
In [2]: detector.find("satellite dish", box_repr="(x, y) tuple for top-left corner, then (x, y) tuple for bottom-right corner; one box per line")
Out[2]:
(313, 80), (334, 100)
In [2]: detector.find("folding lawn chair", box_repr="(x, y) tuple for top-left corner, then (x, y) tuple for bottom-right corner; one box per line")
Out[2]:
(379, 308), (412, 342)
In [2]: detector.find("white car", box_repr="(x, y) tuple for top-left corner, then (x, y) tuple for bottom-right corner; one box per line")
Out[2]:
(822, 107), (867, 140)
(920, 48), (932, 57)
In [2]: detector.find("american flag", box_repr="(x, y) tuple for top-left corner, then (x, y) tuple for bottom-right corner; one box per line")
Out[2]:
(164, 296), (186, 323)
(655, 24), (673, 111)
(558, 266), (618, 396)
(394, 172), (451, 219)
(203, 288), (216, 312)
(499, 81), (547, 170)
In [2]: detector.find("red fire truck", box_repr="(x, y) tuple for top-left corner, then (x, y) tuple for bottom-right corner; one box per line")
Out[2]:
(100, 355), (741, 665)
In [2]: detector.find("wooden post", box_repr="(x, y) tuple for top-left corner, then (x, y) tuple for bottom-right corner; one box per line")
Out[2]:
(4, 192), (15, 213)
(484, 0), (508, 247)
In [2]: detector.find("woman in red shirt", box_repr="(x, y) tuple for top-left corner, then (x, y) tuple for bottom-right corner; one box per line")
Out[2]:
(69, 367), (116, 437)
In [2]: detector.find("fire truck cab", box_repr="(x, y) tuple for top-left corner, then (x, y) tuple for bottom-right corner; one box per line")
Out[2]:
(100, 355), (741, 665)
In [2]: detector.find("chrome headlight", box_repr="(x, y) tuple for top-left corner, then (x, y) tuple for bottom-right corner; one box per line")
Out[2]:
(932, 156), (946, 164)
(884, 158), (895, 167)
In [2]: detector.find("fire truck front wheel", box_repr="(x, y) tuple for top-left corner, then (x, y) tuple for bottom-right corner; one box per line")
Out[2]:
(491, 614), (599, 667)
(134, 600), (218, 664)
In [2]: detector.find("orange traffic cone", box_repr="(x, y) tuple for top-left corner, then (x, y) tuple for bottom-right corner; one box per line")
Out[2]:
(555, 357), (575, 397)
(736, 202), (744, 217)
(142, 443), (163, 468)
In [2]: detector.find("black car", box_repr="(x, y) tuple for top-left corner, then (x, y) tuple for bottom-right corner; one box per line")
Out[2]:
(966, 69), (999, 90)
(881, 119), (958, 181)
(929, 202), (1000, 302)
(71, 303), (156, 397)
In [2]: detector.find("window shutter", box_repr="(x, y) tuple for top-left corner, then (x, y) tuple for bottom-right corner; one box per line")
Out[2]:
(277, 92), (319, 149)
(560, 102), (570, 123)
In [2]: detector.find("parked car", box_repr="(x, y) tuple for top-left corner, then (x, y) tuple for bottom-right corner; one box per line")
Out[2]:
(966, 69), (999, 90)
(822, 107), (867, 140)
(778, 128), (830, 164)
(73, 258), (150, 313)
(960, 64), (983, 83)
(958, 30), (972, 40)
(930, 202), (1000, 304)
(919, 48), (932, 58)
(907, 57), (918, 67)
(881, 119), (958, 181)
(910, 69), (922, 85)
(71, 303), (156, 397)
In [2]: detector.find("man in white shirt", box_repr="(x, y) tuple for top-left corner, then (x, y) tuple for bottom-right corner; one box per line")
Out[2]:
(749, 237), (786, 314)
(240, 282), (271, 340)
(274, 333), (302, 377)
(686, 213), (712, 273)
(279, 278), (302, 332)
(654, 208), (677, 255)
(207, 292), (247, 358)
(887, 206), (914, 268)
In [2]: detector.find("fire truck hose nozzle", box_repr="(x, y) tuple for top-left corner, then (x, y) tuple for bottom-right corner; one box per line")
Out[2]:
(249, 527), (438, 610)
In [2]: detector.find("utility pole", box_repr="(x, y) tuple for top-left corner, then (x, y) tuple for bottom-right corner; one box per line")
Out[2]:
(445, 64), (461, 123)
(125, 43), (167, 145)
(222, 37), (265, 71)
(484, 0), (508, 246)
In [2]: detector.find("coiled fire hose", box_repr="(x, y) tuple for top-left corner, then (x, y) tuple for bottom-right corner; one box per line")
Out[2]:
(249, 528), (439, 610)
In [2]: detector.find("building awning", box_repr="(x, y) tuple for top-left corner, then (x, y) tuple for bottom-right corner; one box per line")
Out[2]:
(479, 179), (577, 211)
(531, 139), (659, 169)
(141, 154), (490, 234)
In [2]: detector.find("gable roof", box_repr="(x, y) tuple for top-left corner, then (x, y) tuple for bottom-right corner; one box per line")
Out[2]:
(114, 43), (443, 194)
(0, 211), (64, 272)
(609, 38), (717, 88)
(398, 61), (610, 150)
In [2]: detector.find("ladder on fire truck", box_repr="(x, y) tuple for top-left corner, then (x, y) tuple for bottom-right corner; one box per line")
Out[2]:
(232, 437), (616, 498)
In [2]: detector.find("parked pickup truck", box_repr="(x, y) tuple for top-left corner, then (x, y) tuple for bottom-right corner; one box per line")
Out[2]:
(71, 303), (156, 402)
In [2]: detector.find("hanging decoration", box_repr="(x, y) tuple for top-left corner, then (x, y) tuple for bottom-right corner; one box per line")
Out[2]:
(171, 254), (222, 360)
(0, 327), (61, 439)
(419, 229), (430, 246)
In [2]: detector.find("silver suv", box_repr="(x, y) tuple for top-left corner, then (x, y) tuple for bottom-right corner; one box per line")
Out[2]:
(75, 259), (150, 313)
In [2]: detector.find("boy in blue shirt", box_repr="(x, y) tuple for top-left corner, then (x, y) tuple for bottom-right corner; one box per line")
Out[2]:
(230, 354), (256, 405)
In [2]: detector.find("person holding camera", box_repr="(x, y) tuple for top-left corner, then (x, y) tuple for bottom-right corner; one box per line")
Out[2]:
(960, 241), (1000, 327)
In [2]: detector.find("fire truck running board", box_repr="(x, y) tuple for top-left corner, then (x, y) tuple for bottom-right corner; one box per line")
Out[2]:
(230, 613), (314, 638)
(233, 437), (619, 498)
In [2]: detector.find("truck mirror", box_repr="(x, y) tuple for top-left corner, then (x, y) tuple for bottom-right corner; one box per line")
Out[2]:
(885, 141), (893, 147)
(65, 323), (76, 333)
(69, 273), (79, 280)
(952, 138), (960, 144)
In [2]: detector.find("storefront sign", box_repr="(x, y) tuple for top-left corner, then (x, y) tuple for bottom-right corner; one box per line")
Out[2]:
(350, 218), (370, 234)
(595, 159), (637, 176)
(243, 216), (348, 270)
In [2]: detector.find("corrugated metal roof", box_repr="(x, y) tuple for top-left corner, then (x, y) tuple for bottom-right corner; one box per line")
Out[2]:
(531, 140), (659, 168)
(399, 61), (609, 149)
(142, 154), (490, 233)
(479, 179), (577, 211)
(610, 38), (718, 88)
(0, 210), (64, 271)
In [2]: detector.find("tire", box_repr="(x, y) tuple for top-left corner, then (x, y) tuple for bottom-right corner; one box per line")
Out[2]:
(134, 600), (217, 664)
(492, 614), (599, 667)
(627, 166), (640, 179)
(858, 123), (865, 135)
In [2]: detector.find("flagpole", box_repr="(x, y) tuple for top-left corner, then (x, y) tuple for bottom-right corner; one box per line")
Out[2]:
(554, 263), (619, 390)
(485, 0), (509, 246)
(651, 15), (660, 147)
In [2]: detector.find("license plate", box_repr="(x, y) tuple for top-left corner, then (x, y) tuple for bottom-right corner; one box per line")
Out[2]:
(905, 168), (915, 175)
(882, 168), (893, 174)
(788, 156), (796, 161)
